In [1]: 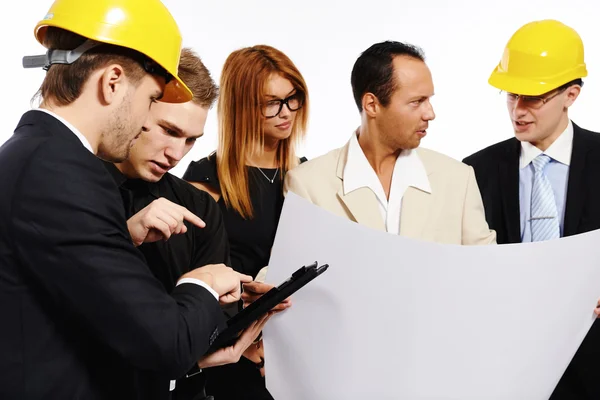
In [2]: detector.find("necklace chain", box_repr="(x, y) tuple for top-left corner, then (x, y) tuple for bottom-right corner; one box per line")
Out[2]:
(256, 167), (279, 183)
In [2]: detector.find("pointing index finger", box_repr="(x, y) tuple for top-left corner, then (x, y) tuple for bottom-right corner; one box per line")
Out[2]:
(238, 273), (253, 284)
(181, 208), (206, 229)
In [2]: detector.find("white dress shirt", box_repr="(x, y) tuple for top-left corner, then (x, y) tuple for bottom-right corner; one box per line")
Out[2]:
(519, 121), (572, 242)
(343, 131), (431, 234)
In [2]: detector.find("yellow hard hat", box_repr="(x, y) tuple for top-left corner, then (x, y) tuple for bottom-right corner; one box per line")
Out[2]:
(30, 0), (192, 103)
(488, 19), (587, 96)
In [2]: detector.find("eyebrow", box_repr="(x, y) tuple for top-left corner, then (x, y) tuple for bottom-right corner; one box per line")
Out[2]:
(409, 92), (435, 101)
(157, 119), (204, 139)
(265, 88), (297, 99)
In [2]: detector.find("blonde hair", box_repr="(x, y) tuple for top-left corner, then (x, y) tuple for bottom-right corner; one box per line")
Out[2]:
(216, 45), (309, 219)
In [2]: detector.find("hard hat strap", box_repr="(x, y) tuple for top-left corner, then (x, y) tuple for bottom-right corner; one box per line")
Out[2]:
(22, 40), (101, 70)
(22, 39), (174, 86)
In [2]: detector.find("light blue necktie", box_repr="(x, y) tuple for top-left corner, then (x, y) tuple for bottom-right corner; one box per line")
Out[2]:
(530, 154), (560, 241)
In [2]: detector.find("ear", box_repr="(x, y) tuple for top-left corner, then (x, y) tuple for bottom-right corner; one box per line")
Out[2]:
(99, 64), (128, 106)
(564, 85), (581, 108)
(362, 92), (379, 118)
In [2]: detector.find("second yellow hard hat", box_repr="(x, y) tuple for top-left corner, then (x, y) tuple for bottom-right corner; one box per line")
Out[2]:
(489, 19), (587, 96)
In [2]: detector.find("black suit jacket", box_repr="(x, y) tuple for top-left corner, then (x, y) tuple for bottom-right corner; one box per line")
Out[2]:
(0, 110), (226, 400)
(463, 121), (600, 399)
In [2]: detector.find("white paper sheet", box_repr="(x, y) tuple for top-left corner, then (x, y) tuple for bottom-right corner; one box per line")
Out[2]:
(262, 192), (600, 400)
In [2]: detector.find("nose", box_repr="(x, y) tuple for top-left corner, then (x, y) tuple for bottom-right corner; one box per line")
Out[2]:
(141, 113), (152, 133)
(509, 98), (528, 119)
(164, 138), (186, 162)
(278, 103), (292, 119)
(423, 100), (435, 121)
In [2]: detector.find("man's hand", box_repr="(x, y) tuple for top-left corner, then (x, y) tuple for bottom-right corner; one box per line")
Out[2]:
(595, 298), (600, 318)
(181, 264), (253, 305)
(243, 337), (266, 377)
(242, 282), (292, 312)
(127, 197), (206, 246)
(198, 313), (271, 369)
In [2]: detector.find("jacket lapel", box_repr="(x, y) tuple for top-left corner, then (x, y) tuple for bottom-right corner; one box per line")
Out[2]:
(337, 188), (386, 231)
(563, 123), (589, 236)
(397, 148), (433, 239)
(399, 185), (433, 240)
(335, 140), (386, 231)
(498, 138), (521, 243)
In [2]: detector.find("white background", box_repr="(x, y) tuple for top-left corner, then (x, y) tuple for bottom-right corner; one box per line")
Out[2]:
(1, 0), (598, 178)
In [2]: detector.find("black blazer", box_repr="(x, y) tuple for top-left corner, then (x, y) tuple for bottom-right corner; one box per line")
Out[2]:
(0, 111), (226, 400)
(463, 121), (600, 399)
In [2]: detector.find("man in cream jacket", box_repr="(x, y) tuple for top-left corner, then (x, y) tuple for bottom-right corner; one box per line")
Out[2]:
(285, 41), (495, 245)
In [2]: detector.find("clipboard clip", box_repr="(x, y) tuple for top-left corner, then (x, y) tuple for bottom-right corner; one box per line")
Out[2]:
(292, 261), (318, 278)
(279, 261), (328, 290)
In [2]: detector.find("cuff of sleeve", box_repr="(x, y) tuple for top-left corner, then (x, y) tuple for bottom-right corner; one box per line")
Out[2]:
(176, 278), (219, 301)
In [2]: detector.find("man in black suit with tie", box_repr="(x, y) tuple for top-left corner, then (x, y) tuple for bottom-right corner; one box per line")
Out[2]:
(463, 19), (600, 399)
(0, 1), (252, 399)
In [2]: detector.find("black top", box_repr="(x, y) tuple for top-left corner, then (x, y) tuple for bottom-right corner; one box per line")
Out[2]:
(103, 162), (230, 292)
(103, 163), (232, 400)
(182, 153), (306, 400)
(183, 154), (294, 279)
(0, 110), (225, 400)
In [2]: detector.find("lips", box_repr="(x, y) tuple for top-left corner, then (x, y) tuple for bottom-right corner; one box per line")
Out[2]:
(513, 120), (533, 132)
(150, 161), (170, 174)
(276, 121), (291, 130)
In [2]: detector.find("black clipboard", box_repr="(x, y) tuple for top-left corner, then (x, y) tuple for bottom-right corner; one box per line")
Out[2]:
(207, 261), (329, 352)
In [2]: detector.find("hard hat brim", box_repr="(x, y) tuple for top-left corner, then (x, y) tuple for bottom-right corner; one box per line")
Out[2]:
(488, 71), (554, 96)
(161, 76), (193, 103)
(489, 63), (588, 96)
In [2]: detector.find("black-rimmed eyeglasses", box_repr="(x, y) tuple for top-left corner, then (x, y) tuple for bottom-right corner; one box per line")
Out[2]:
(262, 93), (304, 118)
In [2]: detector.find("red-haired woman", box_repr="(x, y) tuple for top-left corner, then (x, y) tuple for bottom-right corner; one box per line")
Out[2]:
(183, 44), (309, 400)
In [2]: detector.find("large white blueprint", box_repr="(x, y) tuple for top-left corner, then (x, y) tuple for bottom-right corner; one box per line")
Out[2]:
(263, 192), (600, 400)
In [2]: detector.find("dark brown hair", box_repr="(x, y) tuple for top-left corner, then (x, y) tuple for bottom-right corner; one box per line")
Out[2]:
(39, 27), (147, 106)
(351, 41), (425, 112)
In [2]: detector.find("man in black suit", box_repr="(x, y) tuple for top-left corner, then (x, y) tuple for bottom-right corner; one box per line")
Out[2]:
(0, 1), (253, 399)
(463, 19), (600, 399)
(106, 47), (280, 400)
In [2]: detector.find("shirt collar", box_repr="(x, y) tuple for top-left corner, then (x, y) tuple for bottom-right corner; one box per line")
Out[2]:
(343, 130), (431, 197)
(34, 108), (94, 153)
(104, 161), (128, 187)
(520, 120), (573, 169)
(103, 161), (161, 198)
